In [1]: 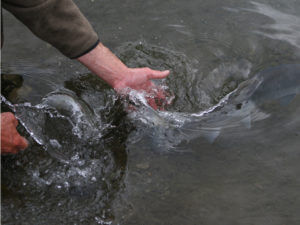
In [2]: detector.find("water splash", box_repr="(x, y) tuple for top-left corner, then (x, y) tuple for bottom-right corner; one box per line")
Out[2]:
(1, 88), (106, 162)
(1, 82), (128, 224)
(125, 64), (300, 151)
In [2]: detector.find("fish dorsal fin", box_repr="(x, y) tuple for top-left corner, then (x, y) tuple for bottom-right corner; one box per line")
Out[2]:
(241, 115), (251, 129)
(202, 128), (221, 143)
(278, 94), (296, 106)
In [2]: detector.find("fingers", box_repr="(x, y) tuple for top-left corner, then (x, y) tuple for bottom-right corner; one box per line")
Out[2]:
(2, 112), (19, 127)
(2, 136), (28, 154)
(148, 70), (170, 80)
(10, 147), (20, 154)
(12, 115), (19, 127)
(15, 136), (29, 150)
(10, 135), (28, 154)
(1, 113), (27, 154)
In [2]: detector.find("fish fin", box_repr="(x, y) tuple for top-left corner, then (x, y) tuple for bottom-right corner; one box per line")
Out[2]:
(278, 94), (296, 106)
(241, 115), (251, 129)
(202, 128), (221, 143)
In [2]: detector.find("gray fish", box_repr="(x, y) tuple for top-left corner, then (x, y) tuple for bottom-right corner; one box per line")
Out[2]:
(184, 64), (299, 142)
(131, 64), (300, 151)
(250, 64), (300, 106)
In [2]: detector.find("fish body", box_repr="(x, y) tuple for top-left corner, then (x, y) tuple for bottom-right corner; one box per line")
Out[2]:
(132, 64), (300, 151)
(250, 64), (300, 106)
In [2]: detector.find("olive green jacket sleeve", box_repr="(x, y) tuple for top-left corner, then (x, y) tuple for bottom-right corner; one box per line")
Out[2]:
(2, 0), (99, 58)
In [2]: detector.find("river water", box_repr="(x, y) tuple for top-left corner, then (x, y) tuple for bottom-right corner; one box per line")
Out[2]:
(1, 0), (300, 224)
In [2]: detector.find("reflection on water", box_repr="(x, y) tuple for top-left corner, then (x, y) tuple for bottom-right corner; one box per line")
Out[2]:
(1, 0), (300, 224)
(249, 2), (300, 49)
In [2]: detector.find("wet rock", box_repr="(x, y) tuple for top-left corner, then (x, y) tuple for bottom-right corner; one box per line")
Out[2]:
(1, 74), (32, 103)
(1, 74), (23, 99)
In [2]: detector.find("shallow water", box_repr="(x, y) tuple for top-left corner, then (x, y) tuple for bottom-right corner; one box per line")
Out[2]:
(1, 0), (300, 224)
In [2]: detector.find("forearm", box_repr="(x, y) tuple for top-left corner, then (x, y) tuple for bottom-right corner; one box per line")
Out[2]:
(77, 43), (129, 89)
(3, 0), (170, 95)
(77, 42), (170, 93)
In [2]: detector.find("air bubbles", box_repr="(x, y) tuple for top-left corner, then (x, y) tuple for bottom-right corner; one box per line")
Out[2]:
(64, 181), (70, 188)
(50, 139), (62, 149)
(71, 153), (80, 161)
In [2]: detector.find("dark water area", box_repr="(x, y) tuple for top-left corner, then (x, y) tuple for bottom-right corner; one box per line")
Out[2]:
(1, 0), (300, 224)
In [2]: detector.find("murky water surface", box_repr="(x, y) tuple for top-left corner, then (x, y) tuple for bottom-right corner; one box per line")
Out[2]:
(1, 0), (300, 224)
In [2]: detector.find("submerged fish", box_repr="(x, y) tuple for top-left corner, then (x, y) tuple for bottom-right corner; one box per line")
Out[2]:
(250, 64), (300, 106)
(130, 64), (300, 150)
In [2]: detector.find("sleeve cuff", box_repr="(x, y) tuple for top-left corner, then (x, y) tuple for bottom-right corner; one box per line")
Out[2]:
(71, 39), (100, 59)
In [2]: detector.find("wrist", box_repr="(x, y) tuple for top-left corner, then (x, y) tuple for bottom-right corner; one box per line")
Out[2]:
(110, 67), (130, 87)
(77, 42), (131, 89)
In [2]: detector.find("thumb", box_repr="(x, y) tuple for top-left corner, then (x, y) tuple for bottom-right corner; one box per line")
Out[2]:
(15, 136), (29, 150)
(149, 70), (170, 79)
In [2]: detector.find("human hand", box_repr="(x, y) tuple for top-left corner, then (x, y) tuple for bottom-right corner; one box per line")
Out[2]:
(113, 67), (169, 91)
(1, 112), (28, 154)
(77, 43), (172, 109)
(113, 68), (171, 109)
